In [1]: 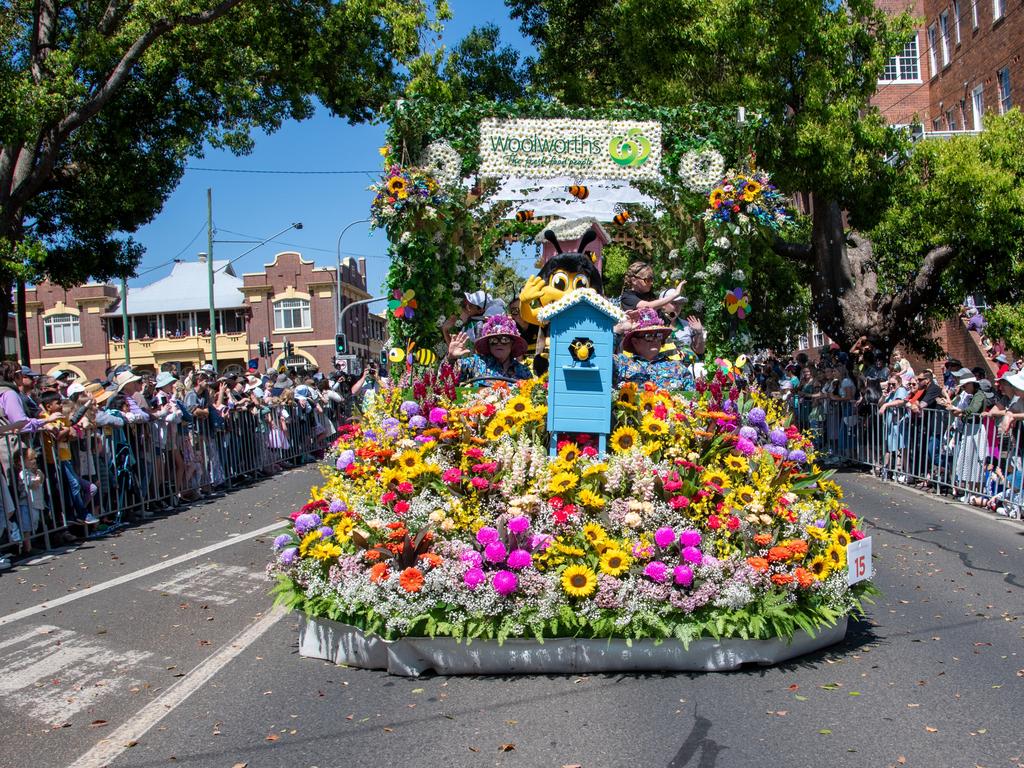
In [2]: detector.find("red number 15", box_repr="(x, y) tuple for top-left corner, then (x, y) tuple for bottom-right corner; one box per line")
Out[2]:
(854, 555), (866, 578)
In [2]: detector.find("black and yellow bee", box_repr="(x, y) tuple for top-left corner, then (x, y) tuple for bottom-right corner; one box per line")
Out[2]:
(388, 347), (406, 363)
(515, 210), (535, 223)
(412, 348), (438, 366)
(613, 209), (632, 225)
(568, 337), (595, 363)
(567, 185), (589, 200)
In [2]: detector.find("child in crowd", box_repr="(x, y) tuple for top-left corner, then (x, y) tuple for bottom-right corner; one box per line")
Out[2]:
(14, 447), (47, 553)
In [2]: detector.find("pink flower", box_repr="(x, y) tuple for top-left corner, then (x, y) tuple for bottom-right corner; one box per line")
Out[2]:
(507, 515), (530, 534)
(428, 407), (448, 424)
(644, 561), (668, 582)
(492, 570), (518, 595)
(484, 541), (507, 563)
(678, 529), (701, 548)
(396, 481), (414, 495)
(548, 496), (565, 510)
(463, 567), (486, 589)
(470, 477), (490, 491)
(506, 549), (532, 569)
(442, 468), (462, 484)
(581, 446), (598, 457)
(460, 549), (483, 568)
(465, 447), (484, 459)
(707, 515), (722, 530)
(682, 546), (703, 565)
(472, 461), (498, 474)
(381, 491), (397, 504)
(663, 473), (683, 492)
(394, 500), (409, 515)
(850, 528), (865, 541)
(726, 516), (741, 532)
(673, 565), (694, 587)
(654, 527), (676, 548)
(735, 437), (756, 456)
(670, 495), (690, 509)
(476, 526), (499, 545)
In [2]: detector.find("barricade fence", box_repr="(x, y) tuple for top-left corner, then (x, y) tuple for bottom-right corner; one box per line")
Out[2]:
(1, 400), (342, 558)
(793, 399), (1023, 518)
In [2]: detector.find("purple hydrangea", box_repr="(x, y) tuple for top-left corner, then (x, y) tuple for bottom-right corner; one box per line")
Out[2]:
(336, 449), (355, 471)
(746, 407), (767, 426)
(506, 549), (532, 570)
(463, 567), (486, 589)
(787, 449), (808, 463)
(484, 541), (507, 563)
(507, 515), (531, 534)
(766, 444), (787, 458)
(738, 426), (759, 442)
(400, 401), (421, 417)
(476, 526), (500, 545)
(735, 437), (756, 456)
(279, 547), (298, 565)
(682, 546), (703, 565)
(428, 407), (448, 424)
(408, 415), (427, 429)
(654, 527), (676, 548)
(414, 434), (435, 444)
(294, 513), (321, 535)
(644, 561), (668, 582)
(318, 526), (333, 539)
(272, 534), (291, 550)
(460, 549), (483, 568)
(673, 564), (694, 587)
(769, 428), (789, 446)
(328, 499), (348, 514)
(382, 416), (400, 430)
(364, 429), (378, 442)
(492, 570), (518, 595)
(679, 529), (702, 548)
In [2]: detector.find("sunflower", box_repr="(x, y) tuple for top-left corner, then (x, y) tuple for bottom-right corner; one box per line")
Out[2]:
(547, 472), (579, 494)
(610, 426), (640, 454)
(577, 489), (607, 509)
(724, 455), (748, 472)
(309, 542), (342, 561)
(334, 516), (355, 542)
(808, 555), (830, 579)
(599, 549), (631, 576)
(642, 441), (664, 457)
(742, 180), (762, 201)
(825, 543), (846, 569)
(805, 525), (827, 541)
(395, 450), (422, 473)
(733, 485), (757, 506)
(485, 420), (508, 441)
(709, 188), (726, 208)
(506, 396), (531, 415)
(831, 529), (852, 548)
(386, 176), (407, 195)
(617, 383), (638, 405)
(581, 462), (608, 478)
(702, 469), (730, 489)
(561, 565), (598, 597)
(558, 442), (580, 463)
(582, 522), (608, 545)
(553, 538), (585, 557)
(641, 414), (669, 437)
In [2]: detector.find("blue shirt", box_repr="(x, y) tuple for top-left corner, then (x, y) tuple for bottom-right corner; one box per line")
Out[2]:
(456, 354), (532, 384)
(613, 352), (694, 391)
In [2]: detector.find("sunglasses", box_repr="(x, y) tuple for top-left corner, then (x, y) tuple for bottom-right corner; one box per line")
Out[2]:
(636, 332), (664, 342)
(488, 335), (512, 345)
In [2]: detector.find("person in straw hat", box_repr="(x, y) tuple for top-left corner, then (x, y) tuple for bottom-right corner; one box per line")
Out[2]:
(613, 308), (695, 391)
(445, 314), (531, 384)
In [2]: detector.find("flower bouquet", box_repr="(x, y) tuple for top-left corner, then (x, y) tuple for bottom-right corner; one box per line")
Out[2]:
(369, 162), (447, 231)
(703, 168), (793, 233)
(272, 372), (875, 656)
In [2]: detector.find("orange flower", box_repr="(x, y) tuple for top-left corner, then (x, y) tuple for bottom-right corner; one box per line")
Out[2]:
(753, 533), (773, 547)
(747, 556), (769, 572)
(794, 567), (814, 589)
(439, 430), (460, 440)
(363, 550), (382, 562)
(399, 567), (425, 593)
(369, 562), (390, 584)
(771, 573), (794, 586)
(786, 540), (809, 559)
(767, 545), (792, 563)
(418, 552), (443, 568)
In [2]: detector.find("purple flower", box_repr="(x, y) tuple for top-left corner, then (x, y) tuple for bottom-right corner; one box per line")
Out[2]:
(682, 546), (703, 565)
(507, 549), (532, 569)
(279, 547), (298, 565)
(294, 513), (321, 535)
(272, 534), (291, 550)
(644, 561), (668, 582)
(385, 426), (401, 439)
(364, 429), (378, 442)
(336, 449), (355, 470)
(408, 415), (427, 429)
(746, 407), (767, 425)
(400, 401), (421, 417)
(414, 434), (435, 444)
(507, 515), (531, 534)
(654, 527), (676, 548)
(738, 426), (758, 441)
(735, 437), (756, 456)
(528, 533), (553, 551)
(492, 570), (518, 595)
(484, 541), (507, 563)
(428, 407), (448, 424)
(328, 499), (347, 514)
(463, 567), (486, 589)
(318, 526), (333, 539)
(460, 549), (483, 568)
(766, 444), (787, 458)
(679, 529), (701, 548)
(787, 449), (807, 463)
(382, 416), (400, 430)
(769, 428), (788, 446)
(673, 564), (694, 587)
(476, 526), (500, 545)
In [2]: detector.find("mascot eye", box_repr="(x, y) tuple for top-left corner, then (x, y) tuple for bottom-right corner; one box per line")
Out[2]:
(572, 274), (590, 290)
(548, 271), (570, 292)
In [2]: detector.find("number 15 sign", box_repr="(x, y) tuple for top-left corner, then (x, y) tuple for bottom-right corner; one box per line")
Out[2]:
(846, 537), (873, 585)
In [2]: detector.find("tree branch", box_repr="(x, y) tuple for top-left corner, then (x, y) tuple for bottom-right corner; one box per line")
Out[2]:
(769, 236), (813, 263)
(884, 244), (956, 326)
(97, 0), (125, 35)
(30, 0), (59, 83)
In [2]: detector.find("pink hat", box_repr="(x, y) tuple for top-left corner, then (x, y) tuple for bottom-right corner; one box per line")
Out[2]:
(622, 308), (672, 354)
(474, 314), (528, 358)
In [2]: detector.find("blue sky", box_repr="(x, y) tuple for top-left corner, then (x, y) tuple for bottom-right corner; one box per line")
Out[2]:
(129, 1), (533, 299)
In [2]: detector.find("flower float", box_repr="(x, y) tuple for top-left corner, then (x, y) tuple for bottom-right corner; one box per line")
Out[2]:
(704, 167), (792, 232)
(388, 288), (418, 319)
(272, 371), (875, 656)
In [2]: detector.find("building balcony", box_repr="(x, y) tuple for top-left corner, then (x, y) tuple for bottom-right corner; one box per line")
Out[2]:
(108, 332), (250, 366)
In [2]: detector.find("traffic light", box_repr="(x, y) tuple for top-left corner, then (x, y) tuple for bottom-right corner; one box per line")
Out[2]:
(284, 340), (294, 357)
(379, 349), (388, 368)
(335, 333), (348, 355)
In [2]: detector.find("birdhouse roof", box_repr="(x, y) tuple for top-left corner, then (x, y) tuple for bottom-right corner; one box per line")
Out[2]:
(536, 288), (625, 323)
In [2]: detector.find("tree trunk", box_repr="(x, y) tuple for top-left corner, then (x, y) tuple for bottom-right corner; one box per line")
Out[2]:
(0, 277), (10, 359)
(15, 278), (29, 365)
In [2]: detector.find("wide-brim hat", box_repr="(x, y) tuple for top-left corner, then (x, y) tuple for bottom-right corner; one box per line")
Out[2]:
(473, 314), (528, 358)
(996, 371), (1024, 391)
(622, 308), (673, 354)
(155, 371), (177, 389)
(995, 354), (1008, 363)
(977, 379), (996, 399)
(114, 371), (142, 391)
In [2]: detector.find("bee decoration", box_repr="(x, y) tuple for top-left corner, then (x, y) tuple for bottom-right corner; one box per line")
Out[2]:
(388, 347), (406, 363)
(567, 184), (590, 200)
(568, 337), (595, 363)
(515, 210), (536, 223)
(612, 209), (632, 226)
(412, 347), (438, 366)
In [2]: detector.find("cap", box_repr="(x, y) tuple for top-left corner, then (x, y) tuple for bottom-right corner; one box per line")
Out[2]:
(155, 371), (178, 389)
(201, 363), (216, 373)
(51, 369), (75, 380)
(66, 382), (86, 397)
(19, 365), (39, 378)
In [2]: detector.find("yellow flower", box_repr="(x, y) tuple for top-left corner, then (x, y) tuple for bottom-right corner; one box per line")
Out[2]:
(702, 469), (730, 488)
(709, 188), (726, 207)
(724, 455), (747, 472)
(581, 462), (608, 478)
(561, 565), (598, 597)
(386, 176), (406, 195)
(641, 414), (669, 437)
(485, 420), (508, 441)
(610, 426), (640, 454)
(309, 542), (342, 561)
(506, 396), (531, 416)
(547, 472), (579, 494)
(557, 442), (580, 463)
(298, 530), (321, 556)
(742, 180), (762, 201)
(808, 555), (830, 580)
(553, 538), (585, 557)
(733, 485), (757, 506)
(334, 516), (355, 542)
(831, 529), (851, 549)
(825, 543), (846, 569)
(599, 549), (631, 576)
(378, 145), (390, 156)
(642, 441), (664, 457)
(582, 522), (608, 545)
(805, 525), (827, 541)
(394, 450), (422, 473)
(578, 489), (607, 509)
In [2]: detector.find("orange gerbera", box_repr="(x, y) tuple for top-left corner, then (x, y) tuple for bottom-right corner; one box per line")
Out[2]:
(418, 552), (443, 568)
(771, 573), (794, 586)
(399, 567), (425, 593)
(753, 533), (773, 547)
(794, 567), (814, 589)
(369, 562), (390, 584)
(786, 540), (809, 559)
(363, 549), (382, 562)
(767, 545), (793, 563)
(747, 556), (769, 572)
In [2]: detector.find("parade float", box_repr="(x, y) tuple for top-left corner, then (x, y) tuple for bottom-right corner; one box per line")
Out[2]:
(270, 102), (876, 675)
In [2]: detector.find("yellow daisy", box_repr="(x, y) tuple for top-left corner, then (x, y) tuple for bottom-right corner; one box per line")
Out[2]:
(547, 472), (579, 494)
(309, 542), (342, 561)
(702, 469), (730, 488)
(709, 187), (726, 207)
(599, 549), (631, 577)
(485, 420), (508, 441)
(831, 529), (852, 549)
(553, 538), (585, 557)
(561, 565), (598, 598)
(825, 543), (846, 569)
(334, 516), (355, 542)
(557, 442), (580, 464)
(805, 525), (827, 541)
(641, 414), (669, 437)
(808, 555), (830, 580)
(394, 450), (422, 473)
(743, 180), (762, 201)
(610, 426), (640, 454)
(733, 485), (757, 506)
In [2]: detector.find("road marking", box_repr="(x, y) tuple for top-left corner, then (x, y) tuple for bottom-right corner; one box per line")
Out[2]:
(148, 563), (267, 606)
(67, 606), (287, 768)
(0, 521), (286, 628)
(0, 625), (152, 723)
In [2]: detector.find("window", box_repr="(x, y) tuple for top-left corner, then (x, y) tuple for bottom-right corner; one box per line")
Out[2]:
(946, 108), (958, 130)
(273, 298), (311, 330)
(43, 313), (80, 346)
(972, 85), (985, 130)
(971, 0), (979, 28)
(993, 0), (1006, 21)
(938, 12), (951, 66)
(953, 0), (962, 44)
(932, 116), (945, 131)
(811, 322), (825, 349)
(927, 24), (938, 77)
(998, 68), (1012, 113)
(882, 37), (921, 81)
(798, 332), (809, 350)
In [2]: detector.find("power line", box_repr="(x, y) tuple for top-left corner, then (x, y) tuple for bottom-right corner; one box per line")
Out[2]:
(167, 220), (208, 260)
(185, 166), (378, 175)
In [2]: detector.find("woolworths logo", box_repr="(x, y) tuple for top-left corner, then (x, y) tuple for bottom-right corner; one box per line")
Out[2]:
(608, 128), (652, 167)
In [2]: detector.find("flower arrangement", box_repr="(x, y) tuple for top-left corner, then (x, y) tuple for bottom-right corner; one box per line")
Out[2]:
(369, 161), (447, 230)
(704, 168), (792, 232)
(677, 147), (725, 194)
(271, 373), (875, 645)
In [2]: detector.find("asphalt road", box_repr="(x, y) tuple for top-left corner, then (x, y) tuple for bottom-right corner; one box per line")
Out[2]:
(0, 468), (1021, 768)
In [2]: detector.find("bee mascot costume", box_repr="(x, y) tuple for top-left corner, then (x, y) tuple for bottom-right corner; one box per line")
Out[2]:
(518, 226), (604, 375)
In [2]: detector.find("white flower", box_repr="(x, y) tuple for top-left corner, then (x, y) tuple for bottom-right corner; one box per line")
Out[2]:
(399, 231), (412, 245)
(713, 236), (730, 250)
(677, 147), (725, 194)
(692, 299), (705, 312)
(624, 511), (642, 528)
(668, 249), (679, 261)
(731, 269), (746, 282)
(420, 140), (463, 187)
(706, 262), (725, 277)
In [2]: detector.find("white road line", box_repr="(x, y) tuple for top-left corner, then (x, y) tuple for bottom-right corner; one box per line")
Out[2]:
(67, 606), (287, 768)
(0, 521), (286, 628)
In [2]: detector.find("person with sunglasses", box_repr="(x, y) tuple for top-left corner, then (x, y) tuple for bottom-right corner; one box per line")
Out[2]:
(612, 309), (695, 391)
(657, 291), (705, 362)
(445, 315), (532, 385)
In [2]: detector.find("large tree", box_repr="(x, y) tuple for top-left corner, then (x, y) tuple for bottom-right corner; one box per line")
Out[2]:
(506, 0), (1024, 356)
(0, 0), (447, 349)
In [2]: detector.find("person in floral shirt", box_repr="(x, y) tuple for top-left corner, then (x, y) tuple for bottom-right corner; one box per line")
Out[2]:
(614, 308), (695, 391)
(445, 314), (532, 384)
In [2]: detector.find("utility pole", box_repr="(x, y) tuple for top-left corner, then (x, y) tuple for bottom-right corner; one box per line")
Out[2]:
(207, 187), (217, 370)
(120, 277), (131, 365)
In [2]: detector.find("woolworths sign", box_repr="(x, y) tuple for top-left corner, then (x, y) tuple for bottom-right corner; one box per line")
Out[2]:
(478, 118), (662, 180)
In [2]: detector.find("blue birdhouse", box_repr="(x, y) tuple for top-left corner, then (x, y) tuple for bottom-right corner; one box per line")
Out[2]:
(537, 289), (624, 455)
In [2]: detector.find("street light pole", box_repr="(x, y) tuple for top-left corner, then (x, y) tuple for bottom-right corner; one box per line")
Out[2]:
(121, 277), (131, 366)
(335, 218), (371, 337)
(207, 187), (218, 369)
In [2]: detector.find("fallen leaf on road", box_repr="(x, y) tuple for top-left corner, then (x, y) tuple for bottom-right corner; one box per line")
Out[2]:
(468, 746), (479, 753)
(897, 757), (906, 765)
(383, 727), (394, 733)
(499, 743), (516, 752)
(794, 695), (808, 701)
(818, 729), (832, 735)
(925, 726), (939, 733)
(848, 692), (861, 696)
(788, 684), (799, 691)
(411, 688), (424, 694)
(265, 734), (279, 742)
(231, 763), (248, 768)
(90, 720), (108, 727)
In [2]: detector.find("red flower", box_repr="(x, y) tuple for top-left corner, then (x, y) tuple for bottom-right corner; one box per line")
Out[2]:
(394, 500), (410, 515)
(771, 573), (794, 586)
(767, 545), (792, 563)
(562, 503), (578, 517)
(369, 562), (390, 584)
(653, 403), (668, 419)
(753, 533), (772, 547)
(381, 491), (397, 504)
(396, 481), (414, 495)
(549, 496), (564, 510)
(670, 495), (690, 509)
(581, 446), (598, 458)
(850, 529), (865, 541)
(472, 462), (498, 474)
(470, 477), (490, 491)
(747, 556), (769, 572)
(726, 516), (740, 531)
(794, 567), (814, 589)
(466, 447), (484, 459)
(707, 514), (721, 530)
(576, 434), (592, 445)
(399, 567), (424, 593)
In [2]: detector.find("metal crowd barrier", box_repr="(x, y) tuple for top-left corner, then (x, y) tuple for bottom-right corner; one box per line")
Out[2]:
(801, 399), (1023, 518)
(0, 400), (342, 558)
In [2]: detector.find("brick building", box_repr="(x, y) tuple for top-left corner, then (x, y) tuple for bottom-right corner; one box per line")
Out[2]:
(23, 251), (373, 380)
